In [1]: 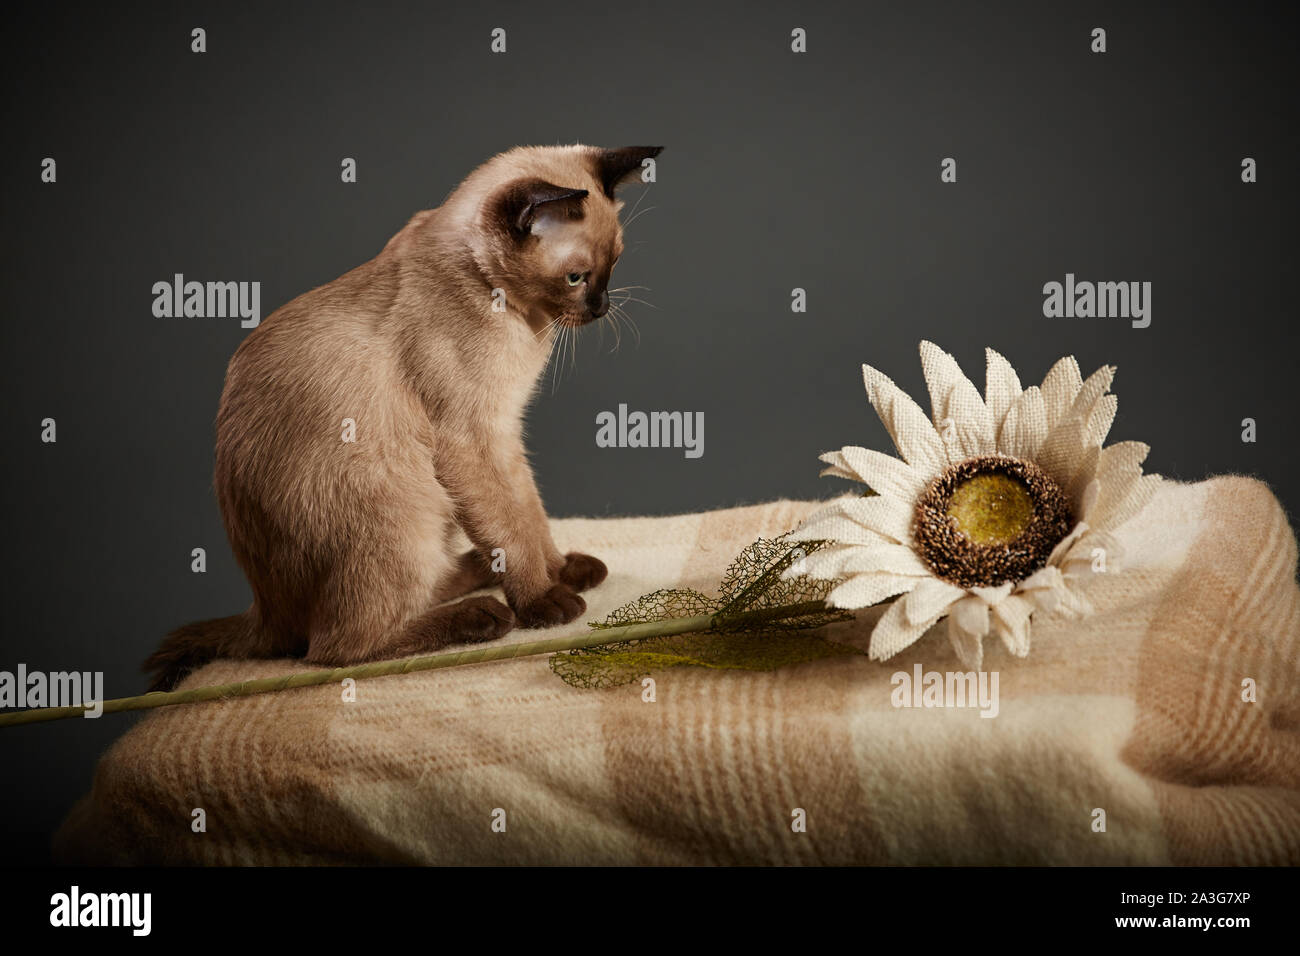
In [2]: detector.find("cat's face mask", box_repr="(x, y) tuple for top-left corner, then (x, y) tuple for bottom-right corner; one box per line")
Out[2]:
(486, 146), (661, 330)
(525, 195), (619, 325)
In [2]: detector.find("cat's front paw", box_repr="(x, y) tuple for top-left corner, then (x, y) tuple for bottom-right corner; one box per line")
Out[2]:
(515, 583), (587, 628)
(450, 596), (517, 643)
(558, 552), (608, 592)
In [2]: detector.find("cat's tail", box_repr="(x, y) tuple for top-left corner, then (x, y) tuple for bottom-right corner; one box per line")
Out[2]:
(143, 613), (256, 692)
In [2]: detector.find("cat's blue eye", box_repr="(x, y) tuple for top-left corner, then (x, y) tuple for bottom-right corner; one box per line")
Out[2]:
(566, 272), (586, 286)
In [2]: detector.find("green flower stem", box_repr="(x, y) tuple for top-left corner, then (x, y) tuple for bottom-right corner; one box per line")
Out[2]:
(0, 600), (831, 729)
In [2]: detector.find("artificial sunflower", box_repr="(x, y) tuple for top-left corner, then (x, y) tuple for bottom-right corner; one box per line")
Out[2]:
(789, 341), (1161, 669)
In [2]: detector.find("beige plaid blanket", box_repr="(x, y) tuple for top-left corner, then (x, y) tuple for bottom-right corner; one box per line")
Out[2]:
(55, 476), (1300, 865)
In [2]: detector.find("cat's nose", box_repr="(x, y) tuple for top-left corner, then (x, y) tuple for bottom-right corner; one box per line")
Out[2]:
(588, 290), (610, 318)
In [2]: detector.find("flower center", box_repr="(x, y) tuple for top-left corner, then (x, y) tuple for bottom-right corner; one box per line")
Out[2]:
(946, 473), (1034, 546)
(913, 455), (1074, 588)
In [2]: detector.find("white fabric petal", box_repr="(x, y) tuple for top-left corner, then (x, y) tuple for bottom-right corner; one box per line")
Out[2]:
(818, 460), (859, 482)
(947, 596), (990, 669)
(919, 341), (995, 461)
(1040, 355), (1083, 431)
(783, 541), (930, 580)
(1036, 367), (1116, 488)
(998, 386), (1048, 460)
(834, 544), (933, 577)
(862, 364), (947, 474)
(1088, 442), (1157, 531)
(821, 446), (928, 501)
(918, 340), (967, 424)
(1086, 393), (1118, 449)
(818, 449), (865, 484)
(1066, 444), (1100, 514)
(1016, 566), (1065, 613)
(1039, 391), (1118, 492)
(790, 501), (893, 547)
(969, 581), (1015, 607)
(826, 572), (919, 610)
(1094, 440), (1150, 485)
(1047, 536), (1115, 616)
(868, 597), (943, 661)
(903, 576), (966, 626)
(1095, 473), (1161, 532)
(832, 495), (916, 544)
(1044, 572), (1095, 616)
(947, 626), (984, 670)
(790, 520), (889, 547)
(1046, 521), (1090, 567)
(1071, 365), (1117, 423)
(984, 348), (1023, 430)
(1035, 399), (1110, 490)
(784, 543), (857, 579)
(949, 595), (991, 639)
(991, 594), (1034, 657)
(1077, 478), (1101, 523)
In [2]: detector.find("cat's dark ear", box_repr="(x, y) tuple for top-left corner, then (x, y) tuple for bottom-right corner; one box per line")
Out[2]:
(591, 146), (663, 198)
(492, 179), (589, 238)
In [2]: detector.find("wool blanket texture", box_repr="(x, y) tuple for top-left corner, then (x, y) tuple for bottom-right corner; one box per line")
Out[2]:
(55, 476), (1300, 865)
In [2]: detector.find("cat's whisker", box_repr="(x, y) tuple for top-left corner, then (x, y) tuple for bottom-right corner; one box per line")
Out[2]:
(622, 205), (657, 229)
(621, 184), (651, 231)
(609, 304), (641, 348)
(547, 330), (561, 392)
(535, 314), (564, 341)
(612, 294), (657, 310)
(555, 322), (569, 381)
(601, 282), (649, 349)
(610, 309), (627, 352)
(553, 327), (569, 390)
(543, 314), (566, 350)
(545, 317), (573, 393)
(609, 310), (629, 352)
(621, 183), (654, 228)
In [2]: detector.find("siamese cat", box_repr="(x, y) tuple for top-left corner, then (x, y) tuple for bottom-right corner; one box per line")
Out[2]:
(145, 144), (663, 691)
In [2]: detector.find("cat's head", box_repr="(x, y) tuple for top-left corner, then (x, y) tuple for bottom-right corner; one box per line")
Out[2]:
(472, 145), (662, 331)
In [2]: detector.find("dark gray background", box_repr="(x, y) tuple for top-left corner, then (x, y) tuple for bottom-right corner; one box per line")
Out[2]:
(2, 0), (1295, 865)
